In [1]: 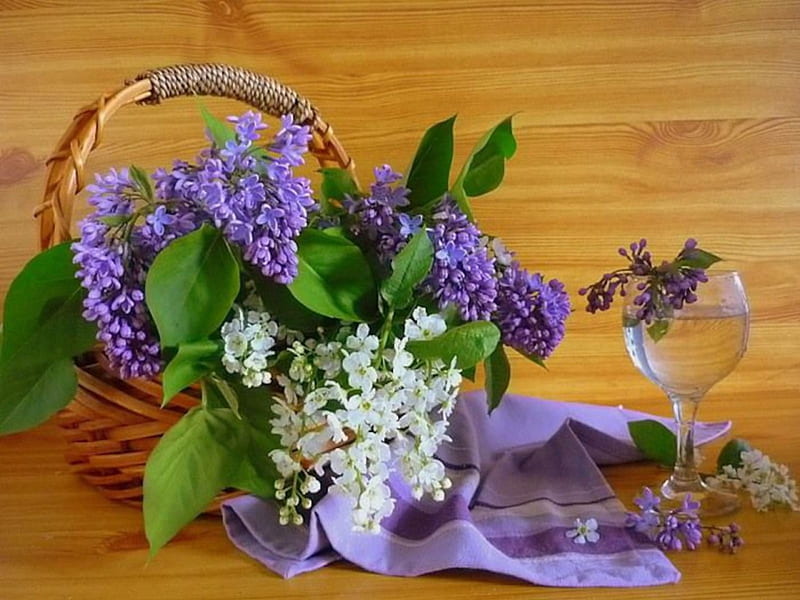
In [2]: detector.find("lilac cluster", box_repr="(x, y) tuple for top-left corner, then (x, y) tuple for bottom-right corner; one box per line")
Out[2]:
(493, 262), (570, 359)
(73, 112), (315, 379)
(706, 522), (744, 554)
(72, 169), (162, 379)
(425, 197), (498, 321)
(344, 165), (412, 263)
(579, 238), (711, 324)
(154, 112), (315, 284)
(625, 487), (743, 553)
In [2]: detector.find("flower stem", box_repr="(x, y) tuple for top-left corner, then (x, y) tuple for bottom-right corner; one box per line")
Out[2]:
(378, 307), (395, 354)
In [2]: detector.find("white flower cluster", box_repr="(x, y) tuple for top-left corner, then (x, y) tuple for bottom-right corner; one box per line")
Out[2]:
(709, 449), (799, 512)
(267, 308), (461, 532)
(220, 307), (282, 388)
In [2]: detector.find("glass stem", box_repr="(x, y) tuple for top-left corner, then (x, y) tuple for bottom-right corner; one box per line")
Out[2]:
(668, 392), (703, 491)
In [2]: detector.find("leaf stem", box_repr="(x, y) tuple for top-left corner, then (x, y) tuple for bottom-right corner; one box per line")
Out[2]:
(378, 307), (395, 355)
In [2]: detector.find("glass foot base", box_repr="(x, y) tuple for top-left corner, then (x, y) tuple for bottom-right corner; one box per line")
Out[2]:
(660, 478), (740, 517)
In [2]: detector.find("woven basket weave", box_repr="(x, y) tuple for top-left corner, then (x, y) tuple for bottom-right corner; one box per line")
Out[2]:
(35, 64), (356, 510)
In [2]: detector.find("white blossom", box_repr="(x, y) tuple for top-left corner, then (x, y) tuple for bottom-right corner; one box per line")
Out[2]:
(267, 310), (461, 532)
(346, 323), (380, 354)
(708, 449), (799, 512)
(220, 307), (282, 388)
(404, 307), (447, 341)
(566, 518), (600, 544)
(490, 236), (514, 266)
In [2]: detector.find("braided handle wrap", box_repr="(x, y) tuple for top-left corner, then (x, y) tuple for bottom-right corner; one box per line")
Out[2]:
(36, 63), (356, 250)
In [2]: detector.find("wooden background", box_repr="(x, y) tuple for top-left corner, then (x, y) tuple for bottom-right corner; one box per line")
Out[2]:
(0, 1), (798, 599)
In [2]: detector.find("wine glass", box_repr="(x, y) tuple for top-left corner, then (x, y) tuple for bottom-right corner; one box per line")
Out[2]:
(621, 271), (750, 516)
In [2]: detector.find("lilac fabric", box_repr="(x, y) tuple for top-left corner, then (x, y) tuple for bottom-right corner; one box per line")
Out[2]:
(222, 392), (730, 587)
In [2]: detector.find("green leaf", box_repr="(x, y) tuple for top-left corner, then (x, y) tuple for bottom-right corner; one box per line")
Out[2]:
(517, 349), (548, 370)
(484, 343), (510, 413)
(461, 365), (476, 382)
(129, 165), (154, 201)
(161, 340), (221, 406)
(289, 227), (378, 322)
(451, 116), (517, 220)
(381, 230), (434, 309)
(143, 406), (277, 556)
(146, 225), (240, 347)
(622, 315), (640, 328)
(405, 115), (456, 208)
(628, 419), (677, 467)
(97, 215), (130, 227)
(253, 277), (327, 332)
(209, 376), (240, 419)
(716, 438), (752, 473)
(647, 319), (670, 343)
(0, 358), (77, 435)
(319, 167), (359, 215)
(677, 248), (723, 270)
(1, 242), (96, 367)
(199, 104), (236, 149)
(408, 321), (500, 369)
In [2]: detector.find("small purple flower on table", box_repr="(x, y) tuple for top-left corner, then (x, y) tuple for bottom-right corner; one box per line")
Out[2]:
(625, 487), (742, 554)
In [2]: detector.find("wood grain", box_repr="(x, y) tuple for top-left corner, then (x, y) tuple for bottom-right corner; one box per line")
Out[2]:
(0, 1), (798, 598)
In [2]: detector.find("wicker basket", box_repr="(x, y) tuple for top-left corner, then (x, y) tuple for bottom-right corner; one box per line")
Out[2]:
(34, 63), (357, 509)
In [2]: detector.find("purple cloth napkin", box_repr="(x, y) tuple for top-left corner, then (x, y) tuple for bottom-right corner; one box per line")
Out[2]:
(222, 392), (730, 587)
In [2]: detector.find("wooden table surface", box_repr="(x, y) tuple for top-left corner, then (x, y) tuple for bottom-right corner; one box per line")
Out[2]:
(1, 1), (798, 598)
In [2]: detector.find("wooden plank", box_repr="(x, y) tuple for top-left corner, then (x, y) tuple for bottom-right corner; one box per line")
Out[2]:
(0, 1), (798, 598)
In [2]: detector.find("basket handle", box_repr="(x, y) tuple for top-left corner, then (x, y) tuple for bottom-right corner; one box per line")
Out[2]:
(35, 63), (357, 250)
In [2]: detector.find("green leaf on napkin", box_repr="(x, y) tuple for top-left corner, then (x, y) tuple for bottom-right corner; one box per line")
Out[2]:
(146, 225), (240, 347)
(289, 227), (378, 322)
(406, 115), (456, 208)
(408, 321), (500, 370)
(628, 419), (677, 467)
(484, 343), (510, 413)
(381, 230), (434, 309)
(716, 438), (752, 473)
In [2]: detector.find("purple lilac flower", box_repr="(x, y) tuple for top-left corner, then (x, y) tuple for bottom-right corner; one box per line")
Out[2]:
(706, 522), (744, 554)
(72, 171), (161, 378)
(625, 488), (721, 553)
(425, 197), (498, 322)
(579, 238), (713, 324)
(344, 165), (411, 263)
(493, 262), (570, 359)
(132, 204), (200, 263)
(84, 168), (135, 216)
(398, 213), (423, 237)
(154, 111), (316, 284)
(73, 111), (314, 379)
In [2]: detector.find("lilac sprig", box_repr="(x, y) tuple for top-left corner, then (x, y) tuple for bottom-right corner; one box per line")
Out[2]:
(73, 111), (315, 378)
(625, 487), (743, 553)
(426, 197), (498, 322)
(579, 238), (719, 327)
